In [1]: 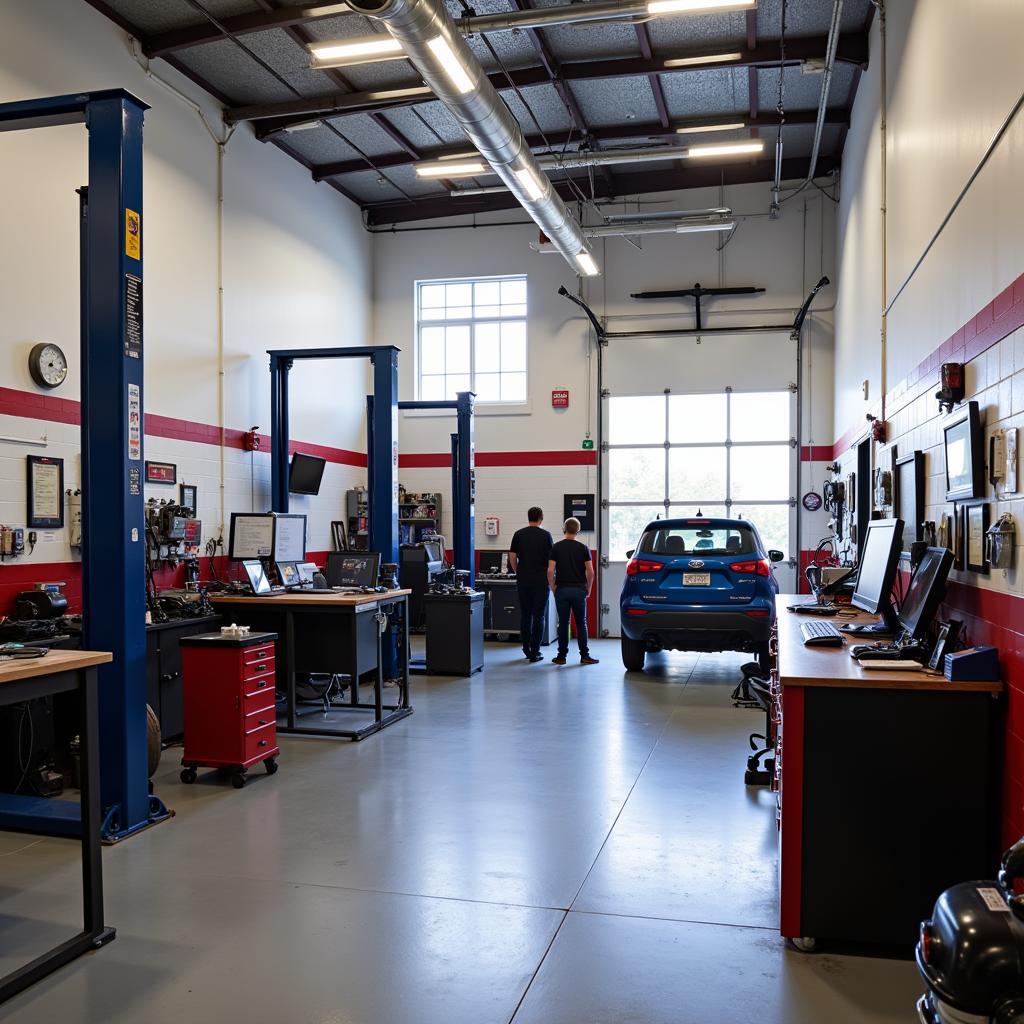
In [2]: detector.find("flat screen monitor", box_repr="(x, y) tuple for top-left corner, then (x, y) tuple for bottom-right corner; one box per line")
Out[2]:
(297, 561), (319, 584)
(272, 514), (307, 563)
(422, 539), (445, 564)
(289, 452), (327, 496)
(478, 551), (504, 574)
(848, 519), (904, 634)
(242, 559), (271, 595)
(942, 401), (984, 501)
(327, 551), (381, 588)
(229, 513), (274, 560)
(898, 546), (954, 639)
(277, 561), (299, 588)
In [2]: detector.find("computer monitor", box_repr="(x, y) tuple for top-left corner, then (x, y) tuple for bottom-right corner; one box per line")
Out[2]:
(277, 561), (299, 588)
(845, 518), (904, 635)
(272, 514), (307, 563)
(422, 539), (445, 565)
(478, 550), (504, 574)
(229, 513), (274, 560)
(897, 546), (954, 640)
(296, 561), (319, 584)
(242, 559), (271, 595)
(326, 551), (381, 588)
(289, 452), (327, 496)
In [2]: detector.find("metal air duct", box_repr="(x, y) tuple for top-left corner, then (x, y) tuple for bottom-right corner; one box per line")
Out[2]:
(347, 0), (597, 276)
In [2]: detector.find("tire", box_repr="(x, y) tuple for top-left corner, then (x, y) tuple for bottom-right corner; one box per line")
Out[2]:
(180, 767), (197, 785)
(231, 773), (246, 790)
(264, 757), (278, 775)
(621, 636), (646, 672)
(792, 937), (817, 953)
(146, 704), (162, 778)
(756, 642), (772, 675)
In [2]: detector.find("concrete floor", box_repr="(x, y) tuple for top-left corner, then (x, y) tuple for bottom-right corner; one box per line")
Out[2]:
(0, 642), (922, 1023)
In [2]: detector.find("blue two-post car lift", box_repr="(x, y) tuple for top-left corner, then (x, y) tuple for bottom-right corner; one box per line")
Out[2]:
(0, 90), (170, 843)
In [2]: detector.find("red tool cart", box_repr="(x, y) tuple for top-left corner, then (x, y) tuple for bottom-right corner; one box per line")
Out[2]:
(179, 630), (280, 789)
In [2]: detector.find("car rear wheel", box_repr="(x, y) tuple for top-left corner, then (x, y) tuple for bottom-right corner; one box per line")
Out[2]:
(621, 637), (646, 672)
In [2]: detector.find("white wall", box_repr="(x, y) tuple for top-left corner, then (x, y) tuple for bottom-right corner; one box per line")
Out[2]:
(0, 0), (372, 578)
(373, 180), (836, 561)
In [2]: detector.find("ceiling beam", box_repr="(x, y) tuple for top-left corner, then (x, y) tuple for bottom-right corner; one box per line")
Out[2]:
(310, 108), (848, 180)
(363, 154), (841, 226)
(143, 1), (350, 57)
(232, 32), (868, 133)
(634, 24), (670, 129)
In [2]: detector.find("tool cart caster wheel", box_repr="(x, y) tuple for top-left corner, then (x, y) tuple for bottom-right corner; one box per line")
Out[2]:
(264, 757), (278, 775)
(231, 773), (246, 789)
(180, 768), (197, 785)
(792, 937), (817, 953)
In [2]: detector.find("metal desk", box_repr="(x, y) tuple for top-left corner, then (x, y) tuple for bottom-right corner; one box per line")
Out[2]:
(211, 590), (412, 740)
(0, 650), (115, 1005)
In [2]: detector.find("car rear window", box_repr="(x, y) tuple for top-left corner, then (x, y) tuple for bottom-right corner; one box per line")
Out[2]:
(638, 523), (756, 557)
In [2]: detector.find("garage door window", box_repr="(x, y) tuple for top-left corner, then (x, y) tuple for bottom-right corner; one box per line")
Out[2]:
(606, 389), (793, 561)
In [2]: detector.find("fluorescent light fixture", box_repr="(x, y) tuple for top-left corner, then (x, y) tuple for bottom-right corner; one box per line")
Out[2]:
(675, 121), (746, 135)
(416, 160), (488, 178)
(687, 140), (765, 158)
(648, 0), (756, 14)
(281, 121), (322, 133)
(309, 36), (404, 68)
(514, 166), (546, 202)
(576, 251), (600, 277)
(664, 51), (743, 67)
(675, 219), (735, 233)
(427, 34), (474, 95)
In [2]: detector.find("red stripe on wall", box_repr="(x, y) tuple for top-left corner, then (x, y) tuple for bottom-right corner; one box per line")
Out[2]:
(800, 445), (834, 462)
(400, 450), (598, 469)
(0, 387), (80, 425)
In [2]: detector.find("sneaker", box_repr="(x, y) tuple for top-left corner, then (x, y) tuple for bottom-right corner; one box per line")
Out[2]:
(528, 655), (544, 663)
(551, 655), (567, 665)
(580, 655), (600, 666)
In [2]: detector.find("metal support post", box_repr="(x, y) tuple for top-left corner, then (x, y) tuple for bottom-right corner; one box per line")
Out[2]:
(269, 354), (292, 512)
(453, 391), (476, 585)
(368, 349), (399, 565)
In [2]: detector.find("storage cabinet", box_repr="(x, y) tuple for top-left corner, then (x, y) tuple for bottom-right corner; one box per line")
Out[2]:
(146, 615), (221, 741)
(179, 631), (280, 789)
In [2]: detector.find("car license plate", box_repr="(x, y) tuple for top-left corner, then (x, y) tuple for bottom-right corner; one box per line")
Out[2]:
(683, 573), (710, 586)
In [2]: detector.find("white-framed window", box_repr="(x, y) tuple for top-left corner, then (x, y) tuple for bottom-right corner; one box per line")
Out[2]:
(416, 275), (527, 403)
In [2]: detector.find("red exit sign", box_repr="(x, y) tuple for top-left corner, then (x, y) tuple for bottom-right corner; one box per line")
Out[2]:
(552, 389), (569, 408)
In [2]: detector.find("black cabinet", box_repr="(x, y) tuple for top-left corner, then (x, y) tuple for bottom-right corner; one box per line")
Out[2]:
(479, 579), (557, 645)
(425, 592), (484, 677)
(146, 616), (221, 740)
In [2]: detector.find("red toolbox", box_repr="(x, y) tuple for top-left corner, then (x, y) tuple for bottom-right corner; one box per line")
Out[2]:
(179, 631), (280, 789)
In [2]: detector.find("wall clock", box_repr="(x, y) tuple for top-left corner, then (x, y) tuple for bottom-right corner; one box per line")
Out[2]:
(28, 343), (68, 389)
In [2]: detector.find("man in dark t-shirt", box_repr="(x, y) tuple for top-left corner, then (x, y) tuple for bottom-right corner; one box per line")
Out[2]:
(509, 507), (554, 663)
(547, 517), (599, 665)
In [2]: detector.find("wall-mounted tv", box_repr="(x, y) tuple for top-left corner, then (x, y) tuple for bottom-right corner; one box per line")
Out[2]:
(942, 401), (984, 502)
(289, 452), (327, 496)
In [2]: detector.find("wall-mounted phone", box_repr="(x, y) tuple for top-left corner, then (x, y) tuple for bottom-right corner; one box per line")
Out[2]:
(67, 489), (82, 548)
(0, 526), (25, 559)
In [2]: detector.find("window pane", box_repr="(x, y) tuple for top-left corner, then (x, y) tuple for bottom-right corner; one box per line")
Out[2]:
(608, 396), (664, 445)
(668, 505), (728, 521)
(475, 373), (501, 402)
(668, 393), (727, 443)
(500, 303), (527, 318)
(446, 374), (471, 399)
(474, 281), (500, 309)
(445, 326), (471, 373)
(609, 448), (665, 503)
(731, 391), (790, 442)
(446, 282), (472, 309)
(420, 327), (445, 375)
(420, 305), (446, 322)
(668, 447), (727, 502)
(500, 279), (526, 306)
(420, 375), (444, 401)
(420, 284), (445, 309)
(476, 305), (501, 319)
(500, 321), (527, 371)
(500, 372), (527, 402)
(732, 505), (790, 556)
(730, 445), (790, 500)
(474, 323), (500, 372)
(608, 505), (662, 562)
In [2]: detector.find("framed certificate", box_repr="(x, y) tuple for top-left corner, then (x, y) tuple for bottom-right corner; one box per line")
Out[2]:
(27, 455), (65, 529)
(966, 503), (989, 574)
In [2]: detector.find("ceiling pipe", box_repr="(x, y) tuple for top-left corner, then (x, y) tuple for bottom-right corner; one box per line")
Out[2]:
(530, 218), (734, 244)
(604, 207), (732, 221)
(348, 0), (597, 276)
(314, 0), (757, 68)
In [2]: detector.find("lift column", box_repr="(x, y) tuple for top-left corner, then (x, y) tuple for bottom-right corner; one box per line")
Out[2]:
(451, 390), (476, 586)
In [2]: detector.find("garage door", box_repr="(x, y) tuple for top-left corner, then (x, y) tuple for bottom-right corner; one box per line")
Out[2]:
(601, 387), (797, 637)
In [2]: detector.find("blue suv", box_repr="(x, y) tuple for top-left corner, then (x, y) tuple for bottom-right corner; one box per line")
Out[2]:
(619, 517), (782, 672)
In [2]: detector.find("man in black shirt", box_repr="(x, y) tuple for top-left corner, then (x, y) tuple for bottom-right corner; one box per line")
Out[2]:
(547, 517), (599, 665)
(509, 507), (554, 663)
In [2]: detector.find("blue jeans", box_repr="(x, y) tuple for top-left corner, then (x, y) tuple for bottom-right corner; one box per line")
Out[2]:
(555, 586), (589, 657)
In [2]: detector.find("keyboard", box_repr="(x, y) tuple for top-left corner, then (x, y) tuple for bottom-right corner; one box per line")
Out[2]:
(859, 659), (924, 671)
(800, 620), (845, 646)
(788, 602), (839, 616)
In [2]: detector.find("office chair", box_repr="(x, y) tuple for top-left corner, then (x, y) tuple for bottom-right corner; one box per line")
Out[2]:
(732, 662), (775, 786)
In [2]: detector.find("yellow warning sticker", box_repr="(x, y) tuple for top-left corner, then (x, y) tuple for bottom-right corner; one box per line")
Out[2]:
(125, 208), (141, 260)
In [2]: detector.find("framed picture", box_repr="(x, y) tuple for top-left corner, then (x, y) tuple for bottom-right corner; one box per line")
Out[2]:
(965, 503), (990, 574)
(894, 450), (925, 558)
(26, 455), (65, 529)
(180, 483), (197, 513)
(954, 505), (966, 570)
(145, 460), (176, 484)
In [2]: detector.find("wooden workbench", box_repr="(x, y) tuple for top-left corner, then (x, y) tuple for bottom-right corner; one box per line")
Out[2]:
(0, 648), (115, 1004)
(213, 588), (411, 608)
(773, 597), (1002, 952)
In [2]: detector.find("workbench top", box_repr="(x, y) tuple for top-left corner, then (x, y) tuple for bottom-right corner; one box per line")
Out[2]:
(776, 595), (1001, 693)
(0, 649), (112, 686)
(211, 589), (411, 608)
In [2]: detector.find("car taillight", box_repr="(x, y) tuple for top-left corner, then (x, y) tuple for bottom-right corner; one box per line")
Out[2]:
(731, 559), (770, 577)
(745, 609), (770, 618)
(625, 609), (648, 616)
(626, 559), (663, 576)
